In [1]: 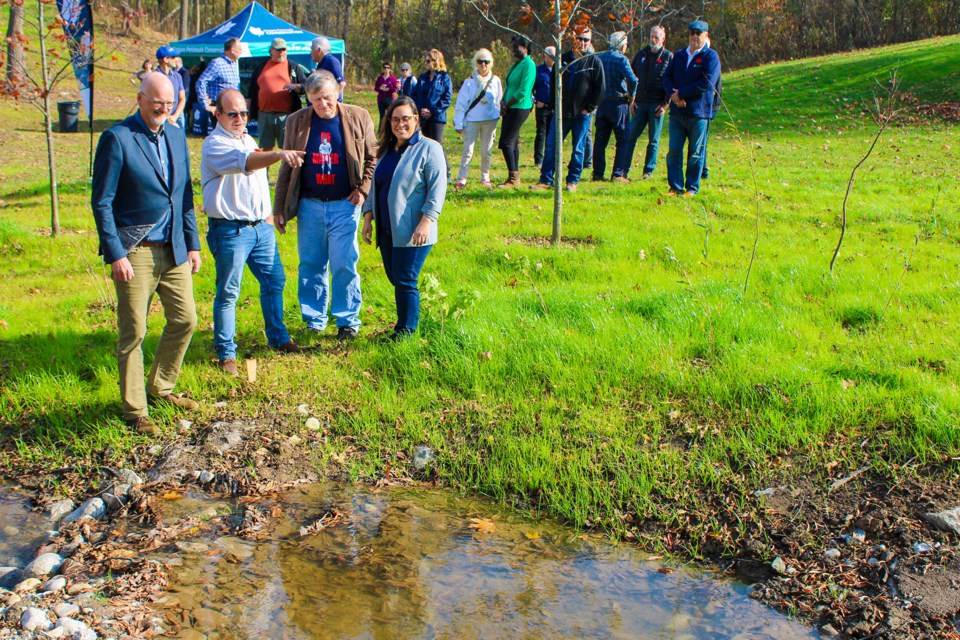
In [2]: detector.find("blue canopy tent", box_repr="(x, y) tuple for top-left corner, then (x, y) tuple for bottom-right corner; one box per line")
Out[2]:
(171, 2), (344, 134)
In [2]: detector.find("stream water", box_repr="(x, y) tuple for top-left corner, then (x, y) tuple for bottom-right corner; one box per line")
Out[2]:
(153, 483), (817, 639)
(0, 485), (51, 568)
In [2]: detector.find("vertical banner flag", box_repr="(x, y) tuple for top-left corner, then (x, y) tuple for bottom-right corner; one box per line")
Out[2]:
(55, 0), (94, 119)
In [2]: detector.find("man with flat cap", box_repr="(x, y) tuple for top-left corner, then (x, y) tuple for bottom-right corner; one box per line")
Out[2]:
(92, 72), (202, 435)
(248, 37), (311, 151)
(662, 19), (721, 197)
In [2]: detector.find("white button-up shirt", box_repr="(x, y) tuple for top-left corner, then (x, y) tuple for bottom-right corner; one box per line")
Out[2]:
(200, 123), (270, 221)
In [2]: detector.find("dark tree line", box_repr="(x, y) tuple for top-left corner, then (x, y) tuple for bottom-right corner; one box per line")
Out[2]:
(108, 0), (960, 72)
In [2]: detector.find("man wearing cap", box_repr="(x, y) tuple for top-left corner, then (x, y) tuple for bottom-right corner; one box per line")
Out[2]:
(201, 88), (306, 376)
(399, 62), (418, 97)
(624, 26), (672, 181)
(156, 46), (187, 129)
(662, 20), (721, 196)
(592, 31), (638, 183)
(248, 38), (311, 151)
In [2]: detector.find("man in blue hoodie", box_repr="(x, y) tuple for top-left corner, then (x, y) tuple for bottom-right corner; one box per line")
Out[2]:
(662, 20), (721, 196)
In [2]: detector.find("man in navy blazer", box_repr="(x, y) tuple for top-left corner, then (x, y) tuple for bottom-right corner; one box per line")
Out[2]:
(662, 20), (721, 196)
(92, 72), (202, 435)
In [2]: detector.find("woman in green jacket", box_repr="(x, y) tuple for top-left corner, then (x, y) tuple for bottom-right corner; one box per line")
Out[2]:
(497, 35), (537, 187)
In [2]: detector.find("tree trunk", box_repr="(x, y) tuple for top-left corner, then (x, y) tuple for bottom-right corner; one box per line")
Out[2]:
(37, 0), (60, 236)
(5, 3), (25, 81)
(380, 0), (393, 58)
(291, 0), (297, 25)
(341, 0), (352, 42)
(178, 0), (188, 39)
(225, 0), (231, 21)
(194, 0), (200, 34)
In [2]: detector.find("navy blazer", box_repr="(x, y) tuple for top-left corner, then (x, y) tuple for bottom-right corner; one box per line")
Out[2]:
(412, 71), (453, 124)
(92, 115), (199, 265)
(663, 46), (721, 120)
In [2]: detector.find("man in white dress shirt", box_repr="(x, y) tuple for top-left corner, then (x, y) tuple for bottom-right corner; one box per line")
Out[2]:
(200, 88), (305, 376)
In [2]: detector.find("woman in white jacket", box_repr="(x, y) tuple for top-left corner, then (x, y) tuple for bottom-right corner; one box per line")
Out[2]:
(453, 49), (503, 188)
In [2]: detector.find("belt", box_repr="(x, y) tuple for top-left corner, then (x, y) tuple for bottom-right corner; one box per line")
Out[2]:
(304, 196), (349, 203)
(209, 217), (264, 227)
(139, 241), (170, 248)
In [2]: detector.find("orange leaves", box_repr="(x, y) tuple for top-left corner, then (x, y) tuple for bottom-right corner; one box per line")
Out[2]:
(518, 3), (533, 27)
(468, 517), (496, 534)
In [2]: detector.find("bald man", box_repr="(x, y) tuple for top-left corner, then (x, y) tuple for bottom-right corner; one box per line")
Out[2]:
(92, 72), (202, 435)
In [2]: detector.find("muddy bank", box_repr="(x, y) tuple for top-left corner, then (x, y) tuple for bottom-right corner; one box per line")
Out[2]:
(1, 415), (958, 639)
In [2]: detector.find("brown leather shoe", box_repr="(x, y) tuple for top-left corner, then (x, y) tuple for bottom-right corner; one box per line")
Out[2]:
(666, 189), (683, 196)
(529, 182), (551, 191)
(611, 176), (631, 184)
(272, 340), (302, 354)
(682, 190), (697, 197)
(151, 393), (199, 411)
(219, 358), (239, 377)
(497, 171), (521, 188)
(564, 183), (577, 192)
(125, 416), (159, 436)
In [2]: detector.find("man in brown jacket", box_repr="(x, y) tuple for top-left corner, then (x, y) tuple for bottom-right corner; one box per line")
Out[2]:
(274, 71), (377, 341)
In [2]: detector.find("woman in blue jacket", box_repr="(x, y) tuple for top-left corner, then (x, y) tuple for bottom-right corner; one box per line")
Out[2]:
(362, 96), (447, 340)
(413, 49), (453, 174)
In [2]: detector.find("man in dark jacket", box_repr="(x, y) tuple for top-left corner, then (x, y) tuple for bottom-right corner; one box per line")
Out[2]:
(532, 46), (555, 168)
(91, 73), (202, 434)
(624, 26), (672, 180)
(531, 28), (604, 192)
(663, 20), (720, 196)
(248, 38), (311, 151)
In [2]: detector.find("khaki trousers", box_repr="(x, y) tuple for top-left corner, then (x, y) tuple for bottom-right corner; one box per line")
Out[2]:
(114, 245), (197, 420)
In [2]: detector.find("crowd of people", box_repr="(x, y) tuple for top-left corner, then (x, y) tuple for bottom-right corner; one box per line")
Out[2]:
(96, 21), (721, 431)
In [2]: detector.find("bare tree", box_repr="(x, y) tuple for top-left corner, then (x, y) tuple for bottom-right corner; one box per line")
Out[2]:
(179, 0), (188, 38)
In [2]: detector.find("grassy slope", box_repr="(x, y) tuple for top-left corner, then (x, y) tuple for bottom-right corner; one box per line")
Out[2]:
(1, 27), (959, 552)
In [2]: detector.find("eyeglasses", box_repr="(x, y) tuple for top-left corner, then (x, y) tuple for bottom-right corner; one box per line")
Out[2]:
(223, 110), (249, 119)
(390, 114), (416, 124)
(477, 60), (492, 64)
(576, 35), (591, 42)
(424, 59), (434, 63)
(689, 30), (703, 35)
(146, 99), (175, 108)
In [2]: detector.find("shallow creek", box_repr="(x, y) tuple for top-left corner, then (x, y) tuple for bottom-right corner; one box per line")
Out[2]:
(151, 483), (817, 639)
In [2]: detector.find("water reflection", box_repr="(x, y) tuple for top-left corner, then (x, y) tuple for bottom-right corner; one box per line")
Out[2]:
(164, 484), (816, 639)
(0, 485), (50, 568)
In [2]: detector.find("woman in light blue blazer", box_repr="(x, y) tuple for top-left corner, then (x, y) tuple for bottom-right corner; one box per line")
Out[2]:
(362, 96), (447, 339)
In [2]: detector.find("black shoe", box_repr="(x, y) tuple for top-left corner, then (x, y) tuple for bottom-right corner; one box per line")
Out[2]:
(336, 326), (358, 342)
(591, 175), (605, 182)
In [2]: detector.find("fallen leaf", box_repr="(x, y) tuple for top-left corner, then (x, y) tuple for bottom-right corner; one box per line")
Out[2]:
(657, 567), (674, 574)
(505, 276), (518, 287)
(478, 351), (492, 361)
(524, 530), (541, 540)
(469, 517), (496, 534)
(160, 491), (183, 500)
(841, 379), (857, 389)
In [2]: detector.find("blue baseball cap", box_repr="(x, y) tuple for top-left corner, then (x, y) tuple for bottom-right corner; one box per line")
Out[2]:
(156, 45), (181, 59)
(688, 20), (709, 32)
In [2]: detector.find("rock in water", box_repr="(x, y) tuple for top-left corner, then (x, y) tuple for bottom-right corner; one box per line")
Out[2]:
(21, 607), (53, 632)
(62, 498), (107, 524)
(24, 552), (63, 578)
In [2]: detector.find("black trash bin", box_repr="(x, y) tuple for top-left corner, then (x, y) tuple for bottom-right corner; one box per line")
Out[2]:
(57, 101), (80, 133)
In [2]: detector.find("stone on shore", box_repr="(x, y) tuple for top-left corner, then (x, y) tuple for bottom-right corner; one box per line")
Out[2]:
(24, 552), (63, 578)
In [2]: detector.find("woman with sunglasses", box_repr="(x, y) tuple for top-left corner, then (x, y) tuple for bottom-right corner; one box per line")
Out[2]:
(374, 62), (400, 123)
(452, 49), (503, 188)
(411, 49), (453, 175)
(361, 97), (447, 340)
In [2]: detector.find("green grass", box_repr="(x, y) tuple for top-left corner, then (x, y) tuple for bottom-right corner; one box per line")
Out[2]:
(1, 30), (959, 553)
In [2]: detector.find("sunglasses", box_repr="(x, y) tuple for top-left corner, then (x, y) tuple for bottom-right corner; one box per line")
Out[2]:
(477, 59), (492, 64)
(223, 110), (249, 119)
(690, 30), (703, 35)
(576, 36), (591, 42)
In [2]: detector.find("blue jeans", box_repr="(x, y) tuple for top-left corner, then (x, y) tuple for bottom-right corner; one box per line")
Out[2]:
(207, 218), (290, 360)
(539, 113), (592, 186)
(297, 198), (362, 330)
(592, 100), (631, 178)
(624, 103), (665, 177)
(379, 243), (432, 334)
(666, 114), (709, 194)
